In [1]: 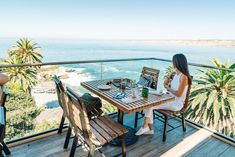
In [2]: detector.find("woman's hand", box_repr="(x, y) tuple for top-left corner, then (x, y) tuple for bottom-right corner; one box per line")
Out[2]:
(163, 78), (170, 87)
(164, 74), (173, 87)
(164, 84), (170, 91)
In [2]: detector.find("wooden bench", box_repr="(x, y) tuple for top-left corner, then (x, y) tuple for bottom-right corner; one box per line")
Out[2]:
(66, 87), (128, 157)
(0, 86), (11, 156)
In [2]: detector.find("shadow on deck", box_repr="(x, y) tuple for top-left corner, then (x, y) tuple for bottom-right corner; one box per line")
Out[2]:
(8, 113), (235, 157)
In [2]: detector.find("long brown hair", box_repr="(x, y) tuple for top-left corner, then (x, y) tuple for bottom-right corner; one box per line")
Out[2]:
(173, 54), (192, 85)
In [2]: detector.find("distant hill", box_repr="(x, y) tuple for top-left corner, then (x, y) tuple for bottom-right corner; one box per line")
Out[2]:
(138, 40), (235, 47)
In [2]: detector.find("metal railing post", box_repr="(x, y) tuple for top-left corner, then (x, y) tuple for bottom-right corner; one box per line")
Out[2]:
(100, 62), (103, 80)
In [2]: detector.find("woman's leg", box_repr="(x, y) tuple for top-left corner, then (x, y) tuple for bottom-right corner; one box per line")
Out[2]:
(136, 100), (182, 135)
(143, 107), (155, 129)
(135, 107), (155, 135)
(155, 101), (182, 111)
(143, 100), (181, 128)
(148, 121), (153, 130)
(142, 116), (153, 130)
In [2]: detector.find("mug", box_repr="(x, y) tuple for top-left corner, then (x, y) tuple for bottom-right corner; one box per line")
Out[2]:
(142, 87), (149, 98)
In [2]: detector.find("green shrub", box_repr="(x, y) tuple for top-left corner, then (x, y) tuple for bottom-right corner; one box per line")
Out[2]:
(102, 103), (117, 114)
(7, 82), (23, 94)
(6, 92), (39, 111)
(34, 120), (59, 133)
(5, 93), (42, 140)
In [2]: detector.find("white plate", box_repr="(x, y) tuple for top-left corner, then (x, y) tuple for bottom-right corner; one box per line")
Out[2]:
(97, 85), (111, 90)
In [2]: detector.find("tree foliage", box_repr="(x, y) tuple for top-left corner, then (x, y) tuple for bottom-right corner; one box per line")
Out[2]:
(5, 93), (42, 140)
(102, 102), (117, 114)
(2, 57), (38, 94)
(163, 66), (175, 79)
(33, 120), (59, 133)
(8, 38), (42, 64)
(2, 38), (42, 94)
(186, 59), (235, 137)
(2, 38), (60, 141)
(7, 82), (22, 94)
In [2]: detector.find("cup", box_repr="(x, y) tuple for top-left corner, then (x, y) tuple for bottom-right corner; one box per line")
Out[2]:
(120, 82), (126, 92)
(131, 80), (137, 98)
(142, 87), (149, 98)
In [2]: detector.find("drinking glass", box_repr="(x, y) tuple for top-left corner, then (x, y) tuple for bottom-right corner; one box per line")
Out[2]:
(131, 80), (137, 98)
(120, 81), (126, 92)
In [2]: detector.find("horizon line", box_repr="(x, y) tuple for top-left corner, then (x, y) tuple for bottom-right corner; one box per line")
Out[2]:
(1, 36), (235, 41)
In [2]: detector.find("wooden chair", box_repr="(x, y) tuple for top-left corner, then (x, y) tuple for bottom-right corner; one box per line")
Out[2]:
(134, 67), (160, 128)
(53, 75), (73, 149)
(52, 75), (67, 134)
(0, 86), (11, 156)
(154, 80), (192, 142)
(66, 87), (128, 157)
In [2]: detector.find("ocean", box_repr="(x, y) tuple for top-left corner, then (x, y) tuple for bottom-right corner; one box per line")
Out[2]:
(1, 38), (234, 89)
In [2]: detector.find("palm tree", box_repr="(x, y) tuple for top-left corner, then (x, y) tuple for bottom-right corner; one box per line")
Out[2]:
(2, 56), (38, 94)
(186, 59), (235, 137)
(8, 38), (43, 64)
(163, 65), (175, 79)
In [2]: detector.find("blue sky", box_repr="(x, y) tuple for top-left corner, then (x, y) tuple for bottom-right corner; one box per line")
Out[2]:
(0, 0), (234, 40)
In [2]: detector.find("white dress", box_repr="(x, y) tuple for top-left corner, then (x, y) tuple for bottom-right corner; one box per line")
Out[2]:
(145, 73), (188, 124)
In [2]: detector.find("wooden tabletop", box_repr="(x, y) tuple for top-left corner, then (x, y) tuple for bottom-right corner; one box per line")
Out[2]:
(81, 79), (175, 114)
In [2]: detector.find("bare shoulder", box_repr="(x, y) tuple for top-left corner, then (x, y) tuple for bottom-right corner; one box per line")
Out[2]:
(180, 74), (188, 84)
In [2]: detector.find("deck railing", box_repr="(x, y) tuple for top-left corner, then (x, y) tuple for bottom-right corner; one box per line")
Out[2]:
(1, 57), (234, 146)
(0, 57), (234, 72)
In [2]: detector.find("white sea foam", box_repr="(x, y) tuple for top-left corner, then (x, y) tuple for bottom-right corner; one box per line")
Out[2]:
(103, 66), (120, 73)
(75, 67), (86, 73)
(62, 68), (95, 87)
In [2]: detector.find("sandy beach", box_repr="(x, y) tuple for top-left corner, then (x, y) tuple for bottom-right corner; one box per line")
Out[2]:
(31, 65), (96, 123)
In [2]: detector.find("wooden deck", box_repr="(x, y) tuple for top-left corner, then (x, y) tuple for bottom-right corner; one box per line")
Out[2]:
(9, 113), (235, 157)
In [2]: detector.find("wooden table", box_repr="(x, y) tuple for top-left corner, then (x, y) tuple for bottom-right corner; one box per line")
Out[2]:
(81, 79), (175, 114)
(81, 79), (175, 145)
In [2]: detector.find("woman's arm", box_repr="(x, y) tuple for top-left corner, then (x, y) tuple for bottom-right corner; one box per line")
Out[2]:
(163, 72), (176, 87)
(165, 74), (188, 97)
(0, 73), (9, 85)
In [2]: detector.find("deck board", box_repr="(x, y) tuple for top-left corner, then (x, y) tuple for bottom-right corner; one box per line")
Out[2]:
(184, 137), (231, 157)
(219, 146), (235, 157)
(8, 113), (234, 157)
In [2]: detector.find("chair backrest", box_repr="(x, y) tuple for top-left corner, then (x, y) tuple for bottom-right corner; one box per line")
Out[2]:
(0, 86), (8, 107)
(0, 86), (8, 145)
(66, 87), (91, 141)
(52, 75), (66, 108)
(141, 67), (160, 89)
(180, 76), (193, 113)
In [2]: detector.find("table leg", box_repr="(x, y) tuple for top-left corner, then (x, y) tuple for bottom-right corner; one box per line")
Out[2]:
(118, 109), (124, 124)
(109, 109), (138, 146)
(2, 142), (10, 155)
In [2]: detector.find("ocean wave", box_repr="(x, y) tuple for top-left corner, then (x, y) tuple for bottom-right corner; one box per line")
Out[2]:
(61, 70), (95, 87)
(103, 66), (120, 73)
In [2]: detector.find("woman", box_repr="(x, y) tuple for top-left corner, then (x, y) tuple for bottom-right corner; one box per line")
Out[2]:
(136, 54), (192, 135)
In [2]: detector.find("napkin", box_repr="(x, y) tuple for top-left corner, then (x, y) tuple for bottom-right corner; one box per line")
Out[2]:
(121, 96), (143, 104)
(149, 89), (164, 96)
